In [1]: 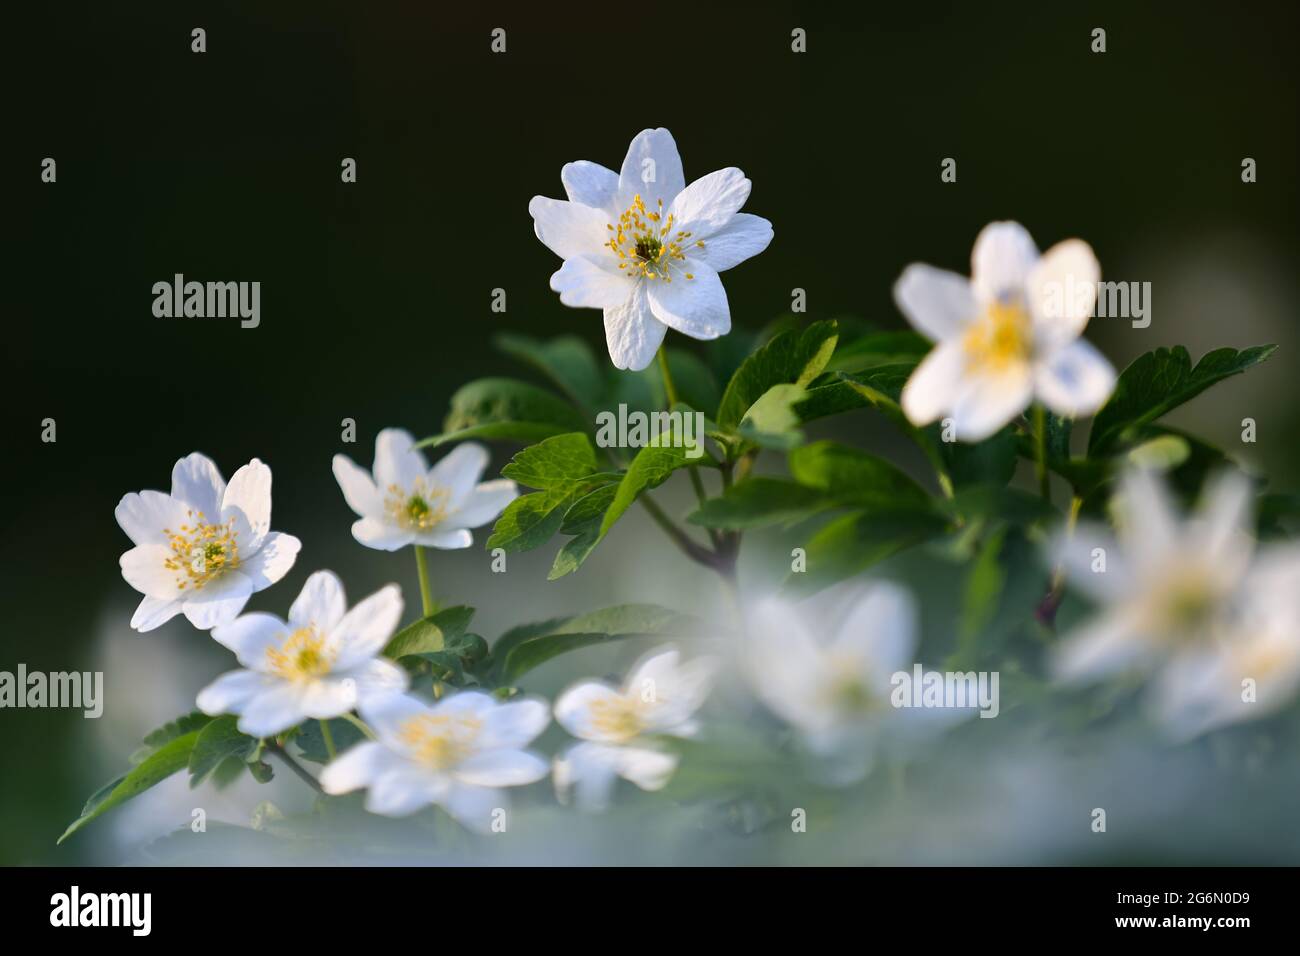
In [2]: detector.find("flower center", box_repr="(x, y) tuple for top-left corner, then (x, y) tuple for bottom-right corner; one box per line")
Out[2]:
(265, 626), (336, 682)
(605, 194), (701, 282)
(398, 714), (482, 769)
(589, 696), (645, 742)
(385, 480), (449, 532)
(962, 301), (1032, 371)
(162, 511), (241, 591)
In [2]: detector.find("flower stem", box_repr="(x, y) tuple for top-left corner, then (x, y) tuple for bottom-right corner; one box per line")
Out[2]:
(654, 343), (720, 547)
(267, 741), (323, 794)
(340, 712), (377, 740)
(319, 720), (336, 761)
(1034, 404), (1051, 503)
(414, 545), (437, 617)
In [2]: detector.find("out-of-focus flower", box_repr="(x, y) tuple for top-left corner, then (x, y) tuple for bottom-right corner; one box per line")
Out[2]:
(115, 453), (301, 631)
(332, 429), (517, 552)
(529, 127), (773, 370)
(553, 646), (716, 810)
(321, 691), (550, 831)
(896, 220), (1116, 441)
(1054, 467), (1300, 737)
(196, 570), (406, 737)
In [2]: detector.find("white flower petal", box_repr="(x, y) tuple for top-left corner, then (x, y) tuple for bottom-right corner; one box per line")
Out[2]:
(450, 479), (518, 529)
(1052, 605), (1153, 683)
(120, 545), (179, 598)
(366, 767), (444, 817)
(478, 697), (550, 750)
(130, 595), (184, 631)
(554, 741), (622, 811)
(340, 658), (410, 704)
(894, 264), (978, 343)
(527, 196), (609, 262)
(221, 459), (272, 551)
(900, 340), (966, 427)
(413, 527), (473, 550)
(332, 584), (403, 668)
(971, 221), (1038, 303)
(210, 612), (288, 670)
(239, 532), (301, 591)
(1116, 468), (1180, 568)
(439, 781), (503, 832)
(236, 683), (307, 738)
(298, 677), (360, 720)
(1034, 338), (1116, 418)
(701, 212), (773, 272)
(1027, 238), (1100, 349)
(288, 570), (348, 631)
(170, 452), (226, 517)
(832, 583), (918, 678)
(616, 745), (679, 792)
(428, 442), (489, 509)
(361, 693), (438, 750)
(320, 741), (403, 794)
(181, 571), (254, 630)
(668, 167), (751, 236)
(626, 647), (715, 733)
(454, 748), (548, 787)
(373, 428), (427, 493)
(646, 264), (730, 340)
(115, 490), (189, 547)
(561, 160), (619, 210)
(1054, 523), (1131, 602)
(549, 256), (630, 309)
(747, 599), (837, 734)
(616, 128), (686, 211)
(949, 364), (1033, 442)
(1194, 470), (1255, 566)
(554, 681), (625, 742)
(197, 669), (272, 716)
(352, 517), (415, 551)
(332, 454), (383, 519)
(603, 283), (666, 371)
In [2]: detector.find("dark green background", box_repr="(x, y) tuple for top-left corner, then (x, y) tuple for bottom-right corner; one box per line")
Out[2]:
(3, 1), (1297, 863)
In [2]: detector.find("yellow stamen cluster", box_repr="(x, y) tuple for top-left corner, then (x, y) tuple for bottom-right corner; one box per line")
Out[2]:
(162, 510), (240, 591)
(605, 194), (700, 282)
(385, 480), (449, 532)
(589, 695), (645, 742)
(265, 626), (337, 682)
(962, 301), (1032, 371)
(399, 713), (482, 769)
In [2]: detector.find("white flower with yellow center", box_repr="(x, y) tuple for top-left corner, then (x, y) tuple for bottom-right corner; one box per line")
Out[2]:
(196, 570), (407, 738)
(529, 127), (773, 370)
(896, 220), (1117, 441)
(115, 453), (302, 631)
(320, 691), (550, 831)
(1052, 468), (1300, 737)
(745, 584), (923, 775)
(332, 428), (517, 551)
(552, 647), (716, 810)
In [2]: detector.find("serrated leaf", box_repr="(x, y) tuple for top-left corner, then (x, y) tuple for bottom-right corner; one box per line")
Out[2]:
(716, 320), (839, 434)
(500, 432), (599, 489)
(825, 329), (931, 373)
(1088, 344), (1276, 455)
(688, 477), (829, 530)
(60, 729), (204, 843)
(134, 711), (213, 763)
(738, 383), (808, 449)
(550, 483), (620, 579)
(440, 378), (588, 440)
(188, 716), (257, 789)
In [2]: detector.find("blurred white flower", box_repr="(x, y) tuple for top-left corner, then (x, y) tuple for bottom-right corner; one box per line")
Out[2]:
(896, 220), (1116, 441)
(332, 428), (517, 552)
(529, 127), (773, 370)
(321, 691), (550, 831)
(115, 452), (301, 631)
(1054, 468), (1300, 737)
(196, 570), (407, 738)
(553, 646), (716, 810)
(746, 583), (933, 780)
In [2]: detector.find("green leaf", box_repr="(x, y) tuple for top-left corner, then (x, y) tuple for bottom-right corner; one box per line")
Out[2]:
(658, 349), (722, 413)
(788, 441), (931, 509)
(942, 485), (1058, 527)
(383, 605), (475, 658)
(60, 729), (204, 843)
(132, 711), (213, 763)
(786, 508), (949, 594)
(418, 421), (574, 449)
(688, 477), (829, 530)
(825, 329), (931, 373)
(716, 320), (840, 434)
(940, 424), (1019, 489)
(488, 604), (697, 684)
(494, 333), (604, 410)
(1088, 345), (1276, 455)
(187, 716), (257, 788)
(737, 383), (808, 449)
(432, 378), (589, 447)
(549, 483), (620, 579)
(501, 432), (599, 489)
(295, 718), (367, 765)
(411, 632), (490, 685)
(960, 527), (1008, 645)
(598, 428), (694, 538)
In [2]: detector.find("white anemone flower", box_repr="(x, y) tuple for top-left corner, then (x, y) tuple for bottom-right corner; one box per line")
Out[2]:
(115, 452), (301, 631)
(321, 691), (550, 831)
(895, 220), (1117, 441)
(745, 583), (945, 781)
(196, 570), (407, 738)
(1052, 468), (1300, 737)
(332, 428), (517, 552)
(529, 127), (773, 370)
(553, 646), (716, 810)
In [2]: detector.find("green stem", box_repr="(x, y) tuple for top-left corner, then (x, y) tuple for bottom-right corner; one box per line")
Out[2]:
(267, 742), (323, 794)
(319, 719), (337, 761)
(340, 712), (377, 740)
(655, 343), (721, 548)
(1034, 404), (1050, 503)
(414, 545), (437, 617)
(656, 344), (680, 407)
